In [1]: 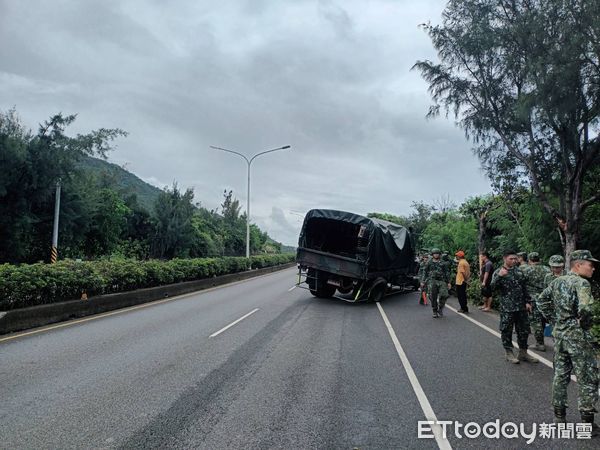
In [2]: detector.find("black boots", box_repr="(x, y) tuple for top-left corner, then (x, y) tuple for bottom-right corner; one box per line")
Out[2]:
(554, 406), (566, 424)
(553, 409), (598, 436)
(581, 412), (599, 436)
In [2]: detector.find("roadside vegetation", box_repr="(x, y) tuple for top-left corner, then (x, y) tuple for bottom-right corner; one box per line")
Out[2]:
(0, 109), (294, 309)
(369, 193), (600, 339)
(0, 109), (288, 264)
(0, 254), (294, 310)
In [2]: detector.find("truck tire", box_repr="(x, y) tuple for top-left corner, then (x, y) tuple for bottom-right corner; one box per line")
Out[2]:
(367, 278), (387, 302)
(337, 278), (354, 294)
(307, 268), (318, 296)
(307, 269), (336, 298)
(316, 284), (336, 298)
(412, 277), (420, 291)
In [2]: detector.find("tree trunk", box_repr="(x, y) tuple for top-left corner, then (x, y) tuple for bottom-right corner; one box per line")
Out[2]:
(563, 231), (578, 262)
(478, 213), (486, 255)
(560, 172), (582, 261)
(478, 212), (486, 273)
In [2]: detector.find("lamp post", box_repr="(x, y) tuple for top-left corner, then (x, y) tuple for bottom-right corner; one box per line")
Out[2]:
(210, 145), (291, 259)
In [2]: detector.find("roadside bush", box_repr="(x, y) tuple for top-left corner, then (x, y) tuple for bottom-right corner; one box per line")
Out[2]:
(466, 280), (481, 306)
(0, 254), (295, 310)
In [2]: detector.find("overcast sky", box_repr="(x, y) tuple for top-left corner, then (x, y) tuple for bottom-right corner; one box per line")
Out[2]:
(0, 0), (491, 245)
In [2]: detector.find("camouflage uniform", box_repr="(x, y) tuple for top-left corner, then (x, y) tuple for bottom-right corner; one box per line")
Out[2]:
(523, 256), (551, 347)
(517, 252), (528, 269)
(423, 254), (450, 316)
(538, 256), (598, 415)
(442, 253), (456, 295)
(544, 255), (566, 288)
(544, 271), (565, 288)
(490, 266), (531, 350)
(418, 256), (429, 304)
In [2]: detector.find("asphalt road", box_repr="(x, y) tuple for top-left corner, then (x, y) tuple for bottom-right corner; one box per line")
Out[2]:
(0, 268), (596, 449)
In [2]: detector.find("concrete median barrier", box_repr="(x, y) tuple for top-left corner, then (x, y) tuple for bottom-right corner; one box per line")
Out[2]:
(0, 262), (296, 335)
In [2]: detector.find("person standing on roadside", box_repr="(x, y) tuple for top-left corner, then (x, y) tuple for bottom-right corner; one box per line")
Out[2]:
(517, 252), (528, 269)
(479, 252), (494, 311)
(455, 250), (470, 313)
(544, 255), (566, 288)
(442, 253), (455, 295)
(418, 254), (429, 305)
(537, 250), (599, 431)
(523, 252), (551, 351)
(490, 249), (539, 364)
(421, 248), (451, 318)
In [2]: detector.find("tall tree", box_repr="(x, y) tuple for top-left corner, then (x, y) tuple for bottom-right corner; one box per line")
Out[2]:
(83, 188), (131, 257)
(151, 183), (196, 259)
(414, 0), (600, 256)
(219, 190), (245, 256)
(459, 195), (496, 257)
(221, 190), (242, 224)
(0, 109), (126, 262)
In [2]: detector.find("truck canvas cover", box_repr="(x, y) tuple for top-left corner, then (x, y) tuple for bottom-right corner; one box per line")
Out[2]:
(297, 209), (414, 277)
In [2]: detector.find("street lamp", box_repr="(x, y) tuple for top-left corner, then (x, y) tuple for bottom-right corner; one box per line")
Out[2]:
(210, 144), (291, 259)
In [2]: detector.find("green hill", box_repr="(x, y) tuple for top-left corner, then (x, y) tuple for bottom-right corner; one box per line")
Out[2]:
(77, 156), (162, 211)
(281, 244), (296, 254)
(77, 156), (289, 253)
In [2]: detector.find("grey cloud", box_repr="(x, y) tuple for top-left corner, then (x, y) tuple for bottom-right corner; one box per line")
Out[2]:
(1, 0), (491, 246)
(318, 0), (355, 40)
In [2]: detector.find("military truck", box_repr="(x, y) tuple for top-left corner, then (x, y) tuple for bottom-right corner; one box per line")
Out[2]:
(296, 209), (419, 302)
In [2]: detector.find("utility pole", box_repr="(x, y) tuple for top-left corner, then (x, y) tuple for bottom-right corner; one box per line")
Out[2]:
(51, 180), (61, 264)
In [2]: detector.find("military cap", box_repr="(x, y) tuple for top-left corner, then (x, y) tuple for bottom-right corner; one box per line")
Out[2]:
(548, 255), (565, 267)
(517, 252), (528, 260)
(528, 252), (540, 262)
(569, 250), (599, 263)
(430, 248), (441, 254)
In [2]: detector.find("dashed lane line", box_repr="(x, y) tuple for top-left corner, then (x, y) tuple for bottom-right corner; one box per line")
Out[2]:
(0, 269), (293, 344)
(377, 302), (453, 450)
(209, 308), (260, 338)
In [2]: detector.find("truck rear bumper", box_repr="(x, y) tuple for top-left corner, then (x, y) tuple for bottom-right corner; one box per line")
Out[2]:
(296, 247), (367, 279)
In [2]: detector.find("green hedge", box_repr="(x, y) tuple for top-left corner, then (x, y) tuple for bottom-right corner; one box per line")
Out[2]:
(0, 254), (295, 311)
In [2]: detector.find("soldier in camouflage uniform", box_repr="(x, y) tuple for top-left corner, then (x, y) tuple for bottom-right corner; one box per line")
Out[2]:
(523, 252), (552, 351)
(537, 250), (599, 430)
(490, 249), (539, 364)
(544, 255), (566, 288)
(442, 253), (456, 296)
(420, 248), (451, 318)
(517, 251), (528, 268)
(418, 254), (429, 305)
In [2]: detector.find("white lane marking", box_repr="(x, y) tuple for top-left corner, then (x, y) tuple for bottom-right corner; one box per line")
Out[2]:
(445, 305), (576, 381)
(0, 268), (294, 344)
(288, 285), (296, 292)
(376, 302), (453, 450)
(209, 308), (260, 338)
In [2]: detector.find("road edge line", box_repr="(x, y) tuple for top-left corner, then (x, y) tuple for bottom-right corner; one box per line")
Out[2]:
(376, 302), (453, 450)
(445, 305), (576, 381)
